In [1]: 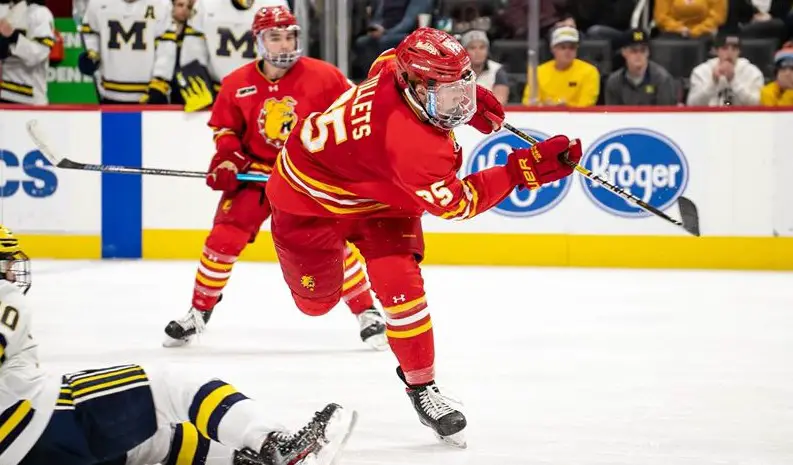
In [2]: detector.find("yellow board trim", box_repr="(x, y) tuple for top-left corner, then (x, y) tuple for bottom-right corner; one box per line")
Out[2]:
(15, 234), (101, 259)
(141, 230), (793, 270)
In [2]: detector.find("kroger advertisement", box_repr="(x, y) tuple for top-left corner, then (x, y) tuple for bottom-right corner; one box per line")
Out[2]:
(1, 108), (792, 267)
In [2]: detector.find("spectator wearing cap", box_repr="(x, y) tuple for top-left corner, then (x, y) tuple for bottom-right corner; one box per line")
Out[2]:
(461, 30), (509, 104)
(605, 29), (678, 105)
(522, 26), (600, 107)
(655, 0), (727, 38)
(760, 44), (793, 105)
(687, 33), (763, 105)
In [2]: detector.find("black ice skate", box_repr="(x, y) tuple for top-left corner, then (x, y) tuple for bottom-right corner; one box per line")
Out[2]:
(233, 403), (357, 465)
(356, 307), (388, 351)
(397, 367), (467, 448)
(162, 295), (222, 348)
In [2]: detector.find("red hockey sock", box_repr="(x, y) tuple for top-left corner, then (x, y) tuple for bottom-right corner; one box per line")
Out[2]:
(341, 244), (374, 314)
(192, 224), (249, 311)
(367, 254), (434, 385)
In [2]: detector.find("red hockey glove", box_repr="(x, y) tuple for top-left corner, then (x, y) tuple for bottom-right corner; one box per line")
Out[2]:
(467, 85), (505, 134)
(206, 150), (252, 191)
(507, 135), (582, 190)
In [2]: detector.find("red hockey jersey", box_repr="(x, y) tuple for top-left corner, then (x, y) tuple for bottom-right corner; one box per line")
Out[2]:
(208, 57), (351, 173)
(266, 65), (518, 220)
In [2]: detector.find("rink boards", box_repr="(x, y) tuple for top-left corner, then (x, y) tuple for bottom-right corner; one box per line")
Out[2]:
(2, 106), (792, 270)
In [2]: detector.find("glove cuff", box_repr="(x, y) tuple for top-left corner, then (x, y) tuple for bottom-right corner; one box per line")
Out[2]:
(211, 150), (252, 173)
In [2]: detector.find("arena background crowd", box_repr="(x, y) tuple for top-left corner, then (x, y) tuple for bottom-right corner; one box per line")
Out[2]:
(4, 0), (793, 107)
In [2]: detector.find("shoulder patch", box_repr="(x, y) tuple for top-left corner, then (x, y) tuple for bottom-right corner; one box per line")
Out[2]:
(236, 86), (257, 98)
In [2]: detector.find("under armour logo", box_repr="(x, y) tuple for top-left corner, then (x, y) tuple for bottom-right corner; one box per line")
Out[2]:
(269, 85), (279, 92)
(392, 294), (406, 304)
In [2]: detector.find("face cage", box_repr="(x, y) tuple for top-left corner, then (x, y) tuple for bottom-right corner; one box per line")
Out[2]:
(256, 27), (302, 69)
(1, 251), (31, 295)
(423, 72), (477, 130)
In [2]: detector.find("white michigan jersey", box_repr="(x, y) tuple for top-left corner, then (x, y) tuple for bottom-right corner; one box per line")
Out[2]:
(0, 2), (55, 105)
(80, 0), (174, 102)
(0, 281), (60, 465)
(158, 0), (286, 91)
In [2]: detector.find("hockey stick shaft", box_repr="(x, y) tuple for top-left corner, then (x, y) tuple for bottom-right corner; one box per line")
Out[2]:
(26, 120), (269, 182)
(56, 158), (269, 182)
(500, 122), (699, 236)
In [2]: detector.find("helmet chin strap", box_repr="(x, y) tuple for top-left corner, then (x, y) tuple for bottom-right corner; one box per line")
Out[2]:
(402, 88), (431, 123)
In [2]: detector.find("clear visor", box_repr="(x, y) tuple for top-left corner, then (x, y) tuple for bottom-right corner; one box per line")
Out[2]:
(256, 27), (302, 69)
(425, 71), (477, 129)
(0, 251), (31, 294)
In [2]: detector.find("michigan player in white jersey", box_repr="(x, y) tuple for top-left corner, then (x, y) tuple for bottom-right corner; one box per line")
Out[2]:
(0, 226), (356, 465)
(153, 0), (285, 108)
(78, 0), (177, 103)
(0, 0), (55, 105)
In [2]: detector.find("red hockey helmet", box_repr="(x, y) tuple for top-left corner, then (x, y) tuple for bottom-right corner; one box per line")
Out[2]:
(395, 27), (476, 129)
(252, 5), (302, 69)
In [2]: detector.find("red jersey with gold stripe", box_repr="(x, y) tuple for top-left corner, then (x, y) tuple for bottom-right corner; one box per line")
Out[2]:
(208, 57), (352, 175)
(265, 63), (518, 221)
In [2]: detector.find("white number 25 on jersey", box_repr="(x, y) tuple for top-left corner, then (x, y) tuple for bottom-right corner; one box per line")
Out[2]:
(416, 181), (453, 207)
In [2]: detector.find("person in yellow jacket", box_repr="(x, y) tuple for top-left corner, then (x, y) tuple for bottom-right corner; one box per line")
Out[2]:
(760, 45), (793, 106)
(654, 0), (727, 38)
(522, 26), (600, 107)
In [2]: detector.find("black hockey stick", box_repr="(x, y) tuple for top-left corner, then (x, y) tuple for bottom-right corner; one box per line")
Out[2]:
(26, 120), (270, 182)
(501, 122), (701, 237)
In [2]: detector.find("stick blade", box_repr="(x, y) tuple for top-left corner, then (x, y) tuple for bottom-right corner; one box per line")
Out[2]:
(26, 119), (63, 166)
(677, 196), (701, 237)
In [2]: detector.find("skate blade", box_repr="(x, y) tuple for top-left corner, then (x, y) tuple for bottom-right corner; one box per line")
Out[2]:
(436, 430), (467, 449)
(364, 333), (389, 351)
(304, 407), (358, 465)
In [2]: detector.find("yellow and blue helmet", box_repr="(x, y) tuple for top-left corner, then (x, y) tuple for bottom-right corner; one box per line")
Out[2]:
(0, 226), (31, 294)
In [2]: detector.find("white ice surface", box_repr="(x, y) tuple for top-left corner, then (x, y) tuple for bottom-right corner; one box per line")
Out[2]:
(28, 261), (793, 465)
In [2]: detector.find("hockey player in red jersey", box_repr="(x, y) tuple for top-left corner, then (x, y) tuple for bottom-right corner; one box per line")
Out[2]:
(163, 5), (387, 350)
(265, 27), (582, 447)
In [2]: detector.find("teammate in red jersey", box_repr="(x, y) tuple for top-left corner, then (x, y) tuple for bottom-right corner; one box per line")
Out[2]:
(163, 5), (387, 351)
(265, 28), (582, 447)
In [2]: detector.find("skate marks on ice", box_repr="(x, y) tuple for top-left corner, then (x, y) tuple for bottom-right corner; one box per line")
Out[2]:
(31, 261), (793, 465)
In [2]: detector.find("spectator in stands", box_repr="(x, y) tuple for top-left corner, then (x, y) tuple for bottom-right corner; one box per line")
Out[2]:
(461, 29), (509, 104)
(495, 0), (568, 40)
(351, 0), (432, 78)
(522, 26), (600, 106)
(564, 0), (635, 43)
(605, 29), (678, 105)
(687, 33), (763, 105)
(655, 0), (727, 38)
(787, 7), (793, 42)
(760, 43), (793, 105)
(448, 1), (494, 35)
(723, 0), (788, 44)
